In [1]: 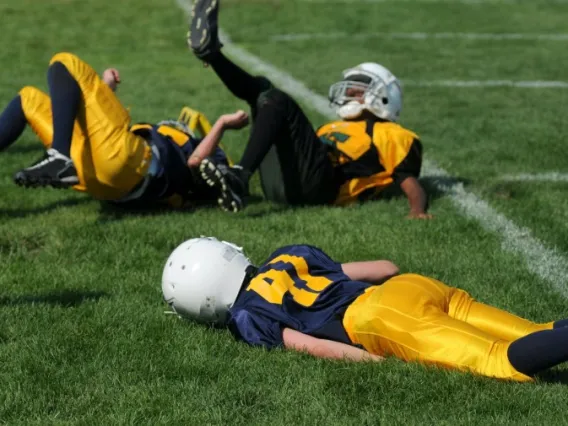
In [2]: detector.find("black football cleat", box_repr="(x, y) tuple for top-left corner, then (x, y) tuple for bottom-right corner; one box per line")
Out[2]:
(187, 0), (223, 61)
(14, 148), (79, 189)
(199, 158), (249, 213)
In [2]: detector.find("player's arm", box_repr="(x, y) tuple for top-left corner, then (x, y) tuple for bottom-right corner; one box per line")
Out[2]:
(341, 261), (399, 283)
(102, 68), (121, 92)
(400, 176), (431, 219)
(187, 110), (249, 168)
(392, 139), (431, 219)
(282, 328), (384, 362)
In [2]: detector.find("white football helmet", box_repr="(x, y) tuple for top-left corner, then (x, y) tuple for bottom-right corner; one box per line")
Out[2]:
(328, 62), (403, 122)
(161, 237), (252, 325)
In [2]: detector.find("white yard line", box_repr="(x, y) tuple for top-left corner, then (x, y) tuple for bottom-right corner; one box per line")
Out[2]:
(176, 0), (568, 298)
(271, 32), (568, 42)
(404, 80), (568, 88)
(500, 172), (568, 182)
(297, 0), (568, 4)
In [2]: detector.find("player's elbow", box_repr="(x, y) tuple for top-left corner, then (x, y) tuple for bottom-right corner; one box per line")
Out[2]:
(379, 261), (399, 279)
(384, 260), (400, 276)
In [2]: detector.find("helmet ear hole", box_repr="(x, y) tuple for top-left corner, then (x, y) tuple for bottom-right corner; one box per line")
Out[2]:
(382, 97), (389, 104)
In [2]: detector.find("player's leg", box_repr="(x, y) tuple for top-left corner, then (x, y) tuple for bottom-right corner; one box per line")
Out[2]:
(50, 52), (151, 200)
(16, 53), (151, 200)
(188, 0), (272, 108)
(201, 52), (271, 110)
(12, 86), (94, 193)
(553, 318), (568, 328)
(200, 88), (338, 210)
(507, 326), (568, 376)
(15, 87), (54, 149)
(253, 89), (337, 205)
(343, 274), (532, 381)
(13, 60), (82, 187)
(449, 291), (554, 341)
(2, 87), (92, 193)
(449, 285), (568, 377)
(0, 95), (28, 151)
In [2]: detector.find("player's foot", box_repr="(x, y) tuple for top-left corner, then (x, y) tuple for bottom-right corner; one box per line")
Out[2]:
(13, 148), (78, 188)
(187, 0), (223, 61)
(199, 158), (249, 213)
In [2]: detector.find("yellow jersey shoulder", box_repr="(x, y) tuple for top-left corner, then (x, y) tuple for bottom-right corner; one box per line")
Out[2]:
(317, 120), (368, 137)
(317, 120), (419, 140)
(317, 120), (419, 161)
(130, 123), (191, 147)
(371, 121), (419, 145)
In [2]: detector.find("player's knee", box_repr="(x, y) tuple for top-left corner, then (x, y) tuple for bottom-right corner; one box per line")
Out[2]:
(253, 76), (274, 93)
(256, 88), (293, 112)
(18, 86), (41, 101)
(18, 86), (46, 114)
(49, 52), (79, 74)
(50, 52), (75, 66)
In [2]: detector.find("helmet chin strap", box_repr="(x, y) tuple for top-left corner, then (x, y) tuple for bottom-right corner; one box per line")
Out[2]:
(337, 102), (365, 120)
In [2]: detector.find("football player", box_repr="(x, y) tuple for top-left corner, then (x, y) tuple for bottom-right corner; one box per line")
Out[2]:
(0, 52), (248, 209)
(188, 0), (429, 218)
(163, 237), (568, 382)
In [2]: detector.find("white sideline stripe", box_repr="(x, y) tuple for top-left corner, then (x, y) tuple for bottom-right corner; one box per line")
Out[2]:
(404, 80), (568, 88)
(298, 0), (568, 4)
(271, 32), (568, 42)
(500, 172), (568, 182)
(426, 166), (568, 299)
(176, 0), (568, 298)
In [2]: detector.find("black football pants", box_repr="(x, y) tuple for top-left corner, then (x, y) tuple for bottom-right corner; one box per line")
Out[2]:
(206, 52), (338, 205)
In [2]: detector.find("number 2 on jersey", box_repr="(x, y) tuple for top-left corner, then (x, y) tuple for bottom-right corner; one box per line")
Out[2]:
(246, 255), (333, 307)
(319, 131), (350, 147)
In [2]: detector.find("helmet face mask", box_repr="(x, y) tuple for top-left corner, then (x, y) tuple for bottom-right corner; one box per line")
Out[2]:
(329, 80), (369, 106)
(329, 63), (402, 122)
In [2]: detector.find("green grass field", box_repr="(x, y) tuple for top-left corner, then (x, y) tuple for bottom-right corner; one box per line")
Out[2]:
(1, 0), (568, 424)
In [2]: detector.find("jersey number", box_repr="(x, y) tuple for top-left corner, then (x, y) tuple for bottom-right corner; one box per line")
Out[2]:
(319, 131), (350, 147)
(246, 255), (333, 307)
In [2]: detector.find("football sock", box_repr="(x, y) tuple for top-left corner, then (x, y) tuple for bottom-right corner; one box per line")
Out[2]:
(507, 326), (568, 376)
(553, 318), (568, 328)
(238, 98), (286, 174)
(47, 61), (81, 157)
(0, 95), (27, 151)
(207, 51), (269, 106)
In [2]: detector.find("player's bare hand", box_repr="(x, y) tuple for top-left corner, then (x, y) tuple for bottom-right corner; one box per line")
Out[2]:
(222, 110), (249, 130)
(102, 68), (121, 91)
(407, 212), (433, 220)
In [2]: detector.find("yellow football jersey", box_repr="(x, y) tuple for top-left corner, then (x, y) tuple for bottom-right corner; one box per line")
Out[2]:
(129, 123), (191, 148)
(317, 120), (421, 205)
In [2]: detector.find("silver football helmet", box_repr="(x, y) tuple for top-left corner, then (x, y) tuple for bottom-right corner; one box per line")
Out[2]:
(162, 237), (252, 325)
(329, 62), (403, 122)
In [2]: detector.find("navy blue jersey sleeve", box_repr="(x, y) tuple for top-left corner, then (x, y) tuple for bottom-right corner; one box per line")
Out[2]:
(227, 309), (283, 349)
(266, 244), (344, 273)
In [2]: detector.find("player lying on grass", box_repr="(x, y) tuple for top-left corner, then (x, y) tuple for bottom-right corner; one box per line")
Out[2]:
(187, 0), (430, 217)
(0, 52), (248, 209)
(163, 237), (568, 382)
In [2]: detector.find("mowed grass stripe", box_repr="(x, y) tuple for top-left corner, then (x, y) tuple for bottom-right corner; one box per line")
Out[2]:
(298, 0), (568, 4)
(270, 32), (568, 42)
